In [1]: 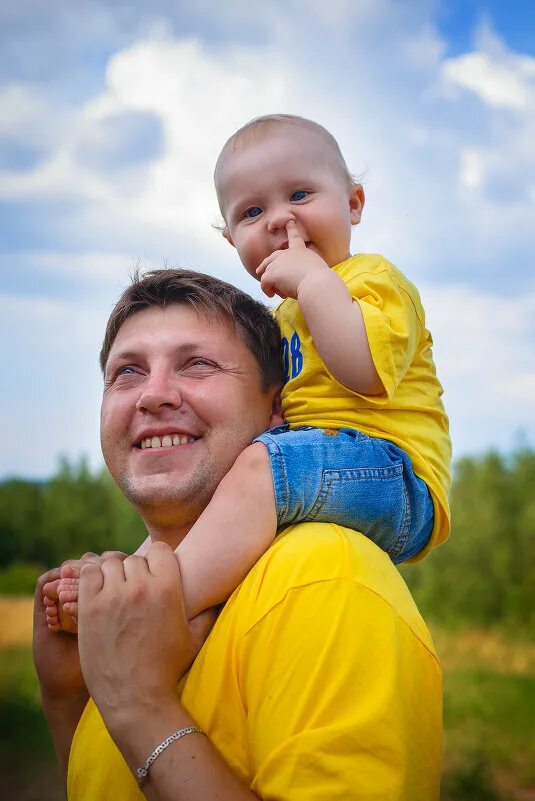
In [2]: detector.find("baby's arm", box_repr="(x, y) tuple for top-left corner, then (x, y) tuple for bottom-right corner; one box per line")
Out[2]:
(176, 441), (277, 619)
(47, 443), (277, 628)
(259, 220), (383, 395)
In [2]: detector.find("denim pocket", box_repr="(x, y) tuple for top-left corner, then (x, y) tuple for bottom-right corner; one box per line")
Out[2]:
(307, 462), (411, 555)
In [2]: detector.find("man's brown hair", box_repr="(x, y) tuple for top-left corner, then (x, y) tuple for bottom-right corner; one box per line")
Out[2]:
(100, 268), (284, 392)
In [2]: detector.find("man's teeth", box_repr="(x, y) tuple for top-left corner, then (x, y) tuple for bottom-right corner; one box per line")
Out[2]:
(140, 434), (194, 449)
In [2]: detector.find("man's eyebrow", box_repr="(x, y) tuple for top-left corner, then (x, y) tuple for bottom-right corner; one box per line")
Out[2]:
(108, 350), (140, 363)
(107, 343), (208, 366)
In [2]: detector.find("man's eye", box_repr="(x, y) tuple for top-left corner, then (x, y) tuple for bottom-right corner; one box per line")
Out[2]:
(244, 206), (262, 219)
(119, 366), (136, 375)
(185, 359), (214, 370)
(290, 190), (308, 202)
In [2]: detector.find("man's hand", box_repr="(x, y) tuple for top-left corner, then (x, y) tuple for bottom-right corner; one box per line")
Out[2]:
(77, 542), (216, 734)
(33, 567), (90, 778)
(33, 567), (86, 700)
(43, 551), (129, 634)
(256, 220), (329, 299)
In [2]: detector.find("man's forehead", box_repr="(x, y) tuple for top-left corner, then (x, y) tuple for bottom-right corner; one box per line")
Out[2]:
(107, 304), (237, 360)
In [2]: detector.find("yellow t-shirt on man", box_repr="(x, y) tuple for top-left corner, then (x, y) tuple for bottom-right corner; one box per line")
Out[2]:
(68, 522), (443, 800)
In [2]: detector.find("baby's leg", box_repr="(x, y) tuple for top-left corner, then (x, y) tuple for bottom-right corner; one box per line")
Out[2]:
(177, 442), (277, 620)
(43, 577), (62, 632)
(52, 548), (143, 632)
(57, 564), (80, 625)
(43, 566), (79, 634)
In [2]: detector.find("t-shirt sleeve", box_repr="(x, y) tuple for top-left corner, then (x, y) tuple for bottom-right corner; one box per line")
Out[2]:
(240, 578), (442, 800)
(347, 267), (423, 402)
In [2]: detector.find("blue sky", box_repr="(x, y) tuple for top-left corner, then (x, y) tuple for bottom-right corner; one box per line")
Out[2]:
(1, 0), (534, 479)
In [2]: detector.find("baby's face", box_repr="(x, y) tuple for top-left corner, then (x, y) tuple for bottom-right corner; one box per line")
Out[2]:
(216, 127), (363, 277)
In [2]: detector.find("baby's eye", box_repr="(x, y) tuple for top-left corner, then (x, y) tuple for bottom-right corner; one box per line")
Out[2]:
(290, 190), (308, 202)
(244, 206), (262, 219)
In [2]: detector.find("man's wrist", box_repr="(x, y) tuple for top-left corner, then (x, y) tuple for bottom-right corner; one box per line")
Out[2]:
(40, 686), (89, 709)
(101, 695), (200, 777)
(98, 691), (184, 743)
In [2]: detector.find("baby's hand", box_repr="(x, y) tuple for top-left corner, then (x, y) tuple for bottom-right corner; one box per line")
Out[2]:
(256, 220), (329, 299)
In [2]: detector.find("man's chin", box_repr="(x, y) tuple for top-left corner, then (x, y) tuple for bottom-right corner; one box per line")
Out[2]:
(118, 469), (214, 516)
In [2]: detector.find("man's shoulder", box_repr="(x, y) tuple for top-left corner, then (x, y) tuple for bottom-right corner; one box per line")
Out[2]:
(236, 522), (435, 652)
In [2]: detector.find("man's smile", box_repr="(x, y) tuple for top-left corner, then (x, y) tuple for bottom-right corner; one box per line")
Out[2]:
(133, 427), (201, 450)
(139, 433), (199, 450)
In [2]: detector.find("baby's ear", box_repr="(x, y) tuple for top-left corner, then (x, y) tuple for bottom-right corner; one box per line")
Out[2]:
(222, 227), (235, 247)
(349, 183), (365, 226)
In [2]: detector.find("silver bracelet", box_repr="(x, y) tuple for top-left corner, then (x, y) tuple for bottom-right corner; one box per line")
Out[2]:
(136, 725), (205, 786)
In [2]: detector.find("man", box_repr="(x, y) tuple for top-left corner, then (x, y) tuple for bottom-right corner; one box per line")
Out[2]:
(33, 269), (442, 800)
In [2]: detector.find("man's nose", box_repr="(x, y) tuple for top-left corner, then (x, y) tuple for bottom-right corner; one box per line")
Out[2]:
(267, 204), (295, 234)
(136, 372), (183, 413)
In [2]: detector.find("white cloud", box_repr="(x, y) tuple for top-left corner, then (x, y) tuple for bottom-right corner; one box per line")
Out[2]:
(459, 148), (484, 190)
(441, 20), (535, 111)
(0, 84), (68, 147)
(1, 294), (106, 477)
(442, 52), (535, 111)
(2, 3), (535, 476)
(435, 21), (535, 266)
(421, 283), (535, 457)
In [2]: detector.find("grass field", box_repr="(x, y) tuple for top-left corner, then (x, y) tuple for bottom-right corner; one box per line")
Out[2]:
(1, 598), (534, 800)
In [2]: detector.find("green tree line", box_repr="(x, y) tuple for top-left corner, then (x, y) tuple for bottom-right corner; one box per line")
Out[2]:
(400, 447), (535, 634)
(0, 457), (146, 592)
(1, 449), (534, 631)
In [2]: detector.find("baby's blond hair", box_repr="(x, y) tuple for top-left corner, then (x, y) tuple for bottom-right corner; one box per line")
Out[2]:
(214, 114), (354, 215)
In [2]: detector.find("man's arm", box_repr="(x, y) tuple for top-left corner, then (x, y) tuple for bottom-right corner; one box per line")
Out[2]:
(33, 568), (89, 779)
(77, 543), (257, 800)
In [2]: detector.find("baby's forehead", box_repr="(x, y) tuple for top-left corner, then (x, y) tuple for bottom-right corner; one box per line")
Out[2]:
(219, 123), (331, 169)
(215, 123), (345, 195)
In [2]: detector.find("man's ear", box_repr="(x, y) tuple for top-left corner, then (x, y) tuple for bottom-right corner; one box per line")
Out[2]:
(349, 183), (365, 226)
(268, 392), (284, 429)
(222, 226), (235, 247)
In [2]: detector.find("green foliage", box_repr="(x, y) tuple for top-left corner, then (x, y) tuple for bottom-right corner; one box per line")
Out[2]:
(0, 562), (44, 595)
(0, 479), (43, 566)
(0, 645), (62, 799)
(444, 668), (535, 777)
(0, 645), (52, 763)
(1, 447), (534, 798)
(400, 447), (535, 633)
(0, 456), (146, 581)
(1, 447), (534, 631)
(40, 456), (146, 564)
(442, 753), (503, 801)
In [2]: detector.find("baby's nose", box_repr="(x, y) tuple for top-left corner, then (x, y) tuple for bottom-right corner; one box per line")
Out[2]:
(267, 208), (295, 233)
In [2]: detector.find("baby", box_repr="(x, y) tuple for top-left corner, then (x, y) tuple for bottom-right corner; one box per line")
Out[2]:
(45, 114), (451, 631)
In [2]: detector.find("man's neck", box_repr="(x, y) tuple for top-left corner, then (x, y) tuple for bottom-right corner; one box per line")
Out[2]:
(145, 520), (192, 551)
(134, 502), (200, 552)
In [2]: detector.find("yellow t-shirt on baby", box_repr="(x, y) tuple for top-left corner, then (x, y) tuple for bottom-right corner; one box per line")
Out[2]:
(275, 254), (451, 558)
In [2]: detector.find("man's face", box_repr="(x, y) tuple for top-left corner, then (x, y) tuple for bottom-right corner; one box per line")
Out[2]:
(100, 304), (277, 527)
(217, 126), (363, 276)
